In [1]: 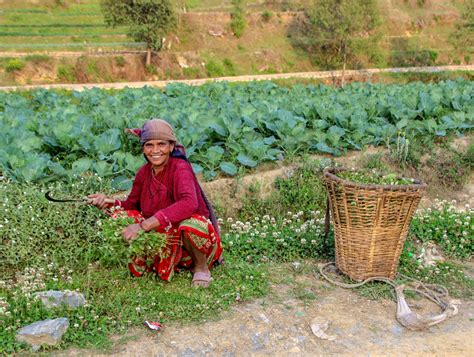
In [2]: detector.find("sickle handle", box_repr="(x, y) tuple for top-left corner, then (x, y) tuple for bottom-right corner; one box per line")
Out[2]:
(83, 197), (117, 204)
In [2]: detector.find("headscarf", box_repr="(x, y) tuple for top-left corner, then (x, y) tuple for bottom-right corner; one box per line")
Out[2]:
(125, 118), (177, 145)
(126, 118), (221, 236)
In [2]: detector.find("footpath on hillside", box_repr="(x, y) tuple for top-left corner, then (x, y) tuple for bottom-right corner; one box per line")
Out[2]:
(1, 65), (473, 92)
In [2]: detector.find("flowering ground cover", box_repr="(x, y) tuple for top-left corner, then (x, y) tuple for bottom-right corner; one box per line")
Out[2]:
(0, 156), (473, 353)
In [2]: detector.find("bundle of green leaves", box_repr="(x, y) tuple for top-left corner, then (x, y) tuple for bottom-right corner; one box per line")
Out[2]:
(336, 169), (416, 185)
(98, 208), (167, 267)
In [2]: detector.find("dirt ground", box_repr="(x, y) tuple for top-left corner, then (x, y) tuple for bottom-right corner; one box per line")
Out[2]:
(62, 262), (474, 357)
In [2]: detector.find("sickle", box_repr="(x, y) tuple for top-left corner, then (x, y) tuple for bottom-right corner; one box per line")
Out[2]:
(45, 191), (116, 204)
(45, 191), (85, 203)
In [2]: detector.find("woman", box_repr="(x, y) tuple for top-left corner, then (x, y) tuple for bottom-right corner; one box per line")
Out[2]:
(88, 119), (222, 287)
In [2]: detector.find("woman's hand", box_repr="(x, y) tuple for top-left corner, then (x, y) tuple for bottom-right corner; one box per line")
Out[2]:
(87, 193), (111, 210)
(122, 223), (142, 242)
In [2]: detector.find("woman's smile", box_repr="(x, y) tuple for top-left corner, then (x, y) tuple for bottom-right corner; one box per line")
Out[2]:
(143, 139), (174, 171)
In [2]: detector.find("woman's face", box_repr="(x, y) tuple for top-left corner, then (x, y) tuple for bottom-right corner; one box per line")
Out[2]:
(143, 139), (174, 170)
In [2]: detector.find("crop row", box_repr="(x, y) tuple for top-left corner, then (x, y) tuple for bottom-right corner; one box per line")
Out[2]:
(0, 80), (473, 186)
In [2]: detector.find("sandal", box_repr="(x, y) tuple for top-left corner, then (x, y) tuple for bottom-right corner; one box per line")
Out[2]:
(192, 271), (212, 288)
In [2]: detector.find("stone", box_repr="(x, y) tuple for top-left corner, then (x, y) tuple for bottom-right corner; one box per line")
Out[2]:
(291, 262), (301, 271)
(258, 313), (270, 324)
(208, 28), (225, 38)
(34, 290), (86, 309)
(289, 346), (301, 353)
(251, 332), (269, 351)
(310, 319), (336, 341)
(16, 318), (69, 351)
(178, 348), (196, 357)
(176, 56), (189, 69)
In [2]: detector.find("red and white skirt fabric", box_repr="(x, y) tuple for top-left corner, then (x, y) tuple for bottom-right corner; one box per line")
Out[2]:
(121, 210), (222, 281)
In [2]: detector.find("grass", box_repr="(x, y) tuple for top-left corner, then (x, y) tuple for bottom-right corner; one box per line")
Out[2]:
(1, 259), (268, 353)
(1, 151), (473, 353)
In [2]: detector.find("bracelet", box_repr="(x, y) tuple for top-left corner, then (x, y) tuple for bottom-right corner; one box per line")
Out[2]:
(139, 221), (147, 232)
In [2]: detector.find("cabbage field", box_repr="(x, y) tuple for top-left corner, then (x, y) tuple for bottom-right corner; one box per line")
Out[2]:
(0, 79), (473, 185)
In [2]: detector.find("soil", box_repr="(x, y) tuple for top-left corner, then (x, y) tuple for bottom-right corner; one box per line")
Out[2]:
(61, 262), (474, 356)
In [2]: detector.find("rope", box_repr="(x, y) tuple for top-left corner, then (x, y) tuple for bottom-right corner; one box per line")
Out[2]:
(318, 262), (458, 330)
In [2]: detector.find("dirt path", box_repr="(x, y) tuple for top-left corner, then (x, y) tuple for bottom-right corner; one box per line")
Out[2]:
(1, 65), (473, 92)
(61, 263), (473, 356)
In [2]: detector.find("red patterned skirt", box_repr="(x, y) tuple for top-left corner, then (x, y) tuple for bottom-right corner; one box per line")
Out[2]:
(123, 210), (222, 281)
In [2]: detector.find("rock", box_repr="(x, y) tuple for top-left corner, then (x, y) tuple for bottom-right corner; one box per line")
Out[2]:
(16, 318), (69, 351)
(208, 28), (225, 38)
(251, 332), (269, 351)
(310, 319), (336, 341)
(291, 262), (301, 271)
(258, 313), (270, 324)
(34, 290), (86, 309)
(288, 346), (301, 353)
(176, 56), (189, 69)
(178, 347), (196, 357)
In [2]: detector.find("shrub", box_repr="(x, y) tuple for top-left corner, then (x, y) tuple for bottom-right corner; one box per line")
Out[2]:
(230, 0), (246, 38)
(390, 38), (438, 67)
(205, 60), (225, 77)
(223, 58), (236, 76)
(145, 64), (158, 75)
(57, 65), (75, 82)
(261, 10), (273, 23)
(182, 66), (202, 79)
(86, 61), (99, 77)
(115, 56), (126, 67)
(5, 59), (25, 73)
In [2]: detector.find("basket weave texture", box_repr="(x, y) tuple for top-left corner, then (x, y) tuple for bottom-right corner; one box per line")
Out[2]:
(323, 168), (426, 281)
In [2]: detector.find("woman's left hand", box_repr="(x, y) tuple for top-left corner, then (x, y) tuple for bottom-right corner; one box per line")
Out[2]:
(123, 223), (141, 242)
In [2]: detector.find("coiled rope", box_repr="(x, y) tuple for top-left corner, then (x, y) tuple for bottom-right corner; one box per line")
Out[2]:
(318, 262), (458, 330)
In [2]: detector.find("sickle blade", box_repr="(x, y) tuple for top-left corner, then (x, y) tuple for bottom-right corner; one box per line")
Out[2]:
(45, 191), (83, 203)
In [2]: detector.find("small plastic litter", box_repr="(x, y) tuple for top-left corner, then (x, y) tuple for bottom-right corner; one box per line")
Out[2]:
(291, 262), (302, 271)
(417, 241), (445, 267)
(310, 319), (336, 341)
(143, 320), (162, 331)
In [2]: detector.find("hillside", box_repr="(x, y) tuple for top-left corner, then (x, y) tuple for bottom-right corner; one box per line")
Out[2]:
(0, 0), (471, 86)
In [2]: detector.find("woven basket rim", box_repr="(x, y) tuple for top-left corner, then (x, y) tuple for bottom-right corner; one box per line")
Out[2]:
(323, 167), (427, 191)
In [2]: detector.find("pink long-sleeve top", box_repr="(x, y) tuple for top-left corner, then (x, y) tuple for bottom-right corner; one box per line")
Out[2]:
(118, 157), (209, 228)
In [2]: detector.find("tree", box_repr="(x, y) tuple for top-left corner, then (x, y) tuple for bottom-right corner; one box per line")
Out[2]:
(101, 0), (177, 66)
(450, 1), (474, 62)
(291, 0), (380, 86)
(230, 0), (247, 38)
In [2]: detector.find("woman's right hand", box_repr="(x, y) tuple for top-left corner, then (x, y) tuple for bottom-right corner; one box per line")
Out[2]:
(87, 193), (111, 210)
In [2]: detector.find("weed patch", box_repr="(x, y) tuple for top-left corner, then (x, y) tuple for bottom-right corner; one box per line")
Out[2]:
(5, 59), (25, 73)
(57, 65), (75, 82)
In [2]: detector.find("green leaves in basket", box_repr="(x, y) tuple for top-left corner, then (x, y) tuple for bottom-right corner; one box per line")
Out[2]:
(337, 170), (415, 185)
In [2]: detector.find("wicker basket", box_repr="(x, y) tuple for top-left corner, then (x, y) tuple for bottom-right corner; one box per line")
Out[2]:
(323, 168), (426, 281)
